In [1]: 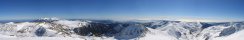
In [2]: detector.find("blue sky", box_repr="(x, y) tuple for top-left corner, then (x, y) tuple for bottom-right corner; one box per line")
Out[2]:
(0, 0), (244, 21)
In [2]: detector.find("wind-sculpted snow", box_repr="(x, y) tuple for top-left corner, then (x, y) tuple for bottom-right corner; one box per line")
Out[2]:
(0, 18), (244, 40)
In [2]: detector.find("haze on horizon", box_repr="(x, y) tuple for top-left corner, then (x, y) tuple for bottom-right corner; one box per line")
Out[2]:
(0, 0), (244, 22)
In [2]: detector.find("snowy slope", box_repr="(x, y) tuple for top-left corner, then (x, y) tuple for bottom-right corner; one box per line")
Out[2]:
(213, 30), (244, 40)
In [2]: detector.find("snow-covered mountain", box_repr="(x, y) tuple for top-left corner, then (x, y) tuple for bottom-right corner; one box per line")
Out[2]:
(0, 18), (243, 40)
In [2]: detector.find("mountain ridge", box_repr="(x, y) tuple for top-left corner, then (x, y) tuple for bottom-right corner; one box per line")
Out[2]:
(0, 18), (243, 40)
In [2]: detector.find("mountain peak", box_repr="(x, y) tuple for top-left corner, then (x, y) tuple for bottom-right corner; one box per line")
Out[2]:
(40, 17), (60, 20)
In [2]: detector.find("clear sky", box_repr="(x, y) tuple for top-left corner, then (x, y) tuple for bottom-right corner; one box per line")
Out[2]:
(0, 0), (244, 21)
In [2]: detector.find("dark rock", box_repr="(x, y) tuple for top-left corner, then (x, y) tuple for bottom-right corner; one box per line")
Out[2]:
(35, 27), (46, 36)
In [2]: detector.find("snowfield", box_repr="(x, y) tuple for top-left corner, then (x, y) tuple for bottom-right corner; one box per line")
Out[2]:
(0, 18), (244, 40)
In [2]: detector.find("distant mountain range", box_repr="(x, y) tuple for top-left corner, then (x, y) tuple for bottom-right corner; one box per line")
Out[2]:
(0, 18), (243, 40)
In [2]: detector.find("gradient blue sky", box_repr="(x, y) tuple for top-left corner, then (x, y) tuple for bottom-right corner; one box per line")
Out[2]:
(0, 0), (244, 21)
